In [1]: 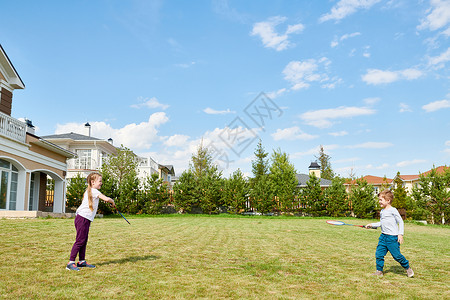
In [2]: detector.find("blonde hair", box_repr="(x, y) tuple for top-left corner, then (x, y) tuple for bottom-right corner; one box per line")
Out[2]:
(378, 189), (393, 204)
(86, 172), (102, 211)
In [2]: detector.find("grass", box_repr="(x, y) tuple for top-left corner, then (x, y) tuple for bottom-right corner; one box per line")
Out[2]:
(0, 215), (448, 299)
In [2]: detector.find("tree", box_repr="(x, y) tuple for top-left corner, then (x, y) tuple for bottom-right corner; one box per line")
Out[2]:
(173, 170), (199, 213)
(224, 169), (249, 214)
(138, 173), (170, 215)
(249, 140), (273, 214)
(101, 146), (139, 213)
(191, 140), (214, 180)
(268, 149), (298, 212)
(66, 173), (87, 211)
(325, 177), (348, 217)
(392, 172), (408, 209)
(251, 139), (269, 185)
(349, 178), (377, 219)
(412, 167), (450, 224)
(301, 173), (325, 216)
(315, 145), (334, 180)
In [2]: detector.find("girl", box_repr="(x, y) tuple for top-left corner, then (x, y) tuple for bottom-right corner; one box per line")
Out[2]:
(366, 189), (414, 277)
(66, 172), (115, 271)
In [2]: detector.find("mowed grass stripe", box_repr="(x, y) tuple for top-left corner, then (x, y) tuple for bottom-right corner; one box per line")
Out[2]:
(0, 216), (448, 299)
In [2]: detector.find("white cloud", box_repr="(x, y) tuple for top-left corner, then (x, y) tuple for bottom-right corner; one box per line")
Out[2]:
(164, 134), (190, 147)
(283, 58), (338, 90)
(347, 142), (393, 149)
(329, 131), (348, 137)
(422, 99), (450, 112)
(319, 0), (381, 23)
(266, 88), (287, 99)
(203, 107), (236, 115)
(396, 159), (427, 167)
(445, 140), (450, 147)
(131, 96), (169, 110)
(271, 126), (318, 141)
(362, 68), (423, 85)
(363, 97), (381, 105)
(331, 32), (361, 47)
(300, 106), (376, 128)
(417, 0), (450, 31)
(56, 112), (169, 150)
(428, 47), (450, 68)
(251, 16), (304, 51)
(399, 103), (412, 113)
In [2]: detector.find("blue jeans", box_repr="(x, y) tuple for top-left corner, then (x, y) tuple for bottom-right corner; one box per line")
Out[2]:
(375, 234), (409, 271)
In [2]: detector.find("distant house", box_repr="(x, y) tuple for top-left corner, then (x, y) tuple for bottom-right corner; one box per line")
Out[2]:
(0, 44), (75, 217)
(41, 124), (117, 180)
(345, 175), (393, 195)
(137, 156), (175, 190)
(296, 162), (332, 189)
(393, 166), (449, 194)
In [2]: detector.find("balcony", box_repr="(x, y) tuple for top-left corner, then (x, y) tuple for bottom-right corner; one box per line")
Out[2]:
(0, 111), (26, 144)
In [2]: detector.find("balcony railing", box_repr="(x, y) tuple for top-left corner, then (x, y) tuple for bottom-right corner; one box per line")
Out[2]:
(0, 111), (26, 144)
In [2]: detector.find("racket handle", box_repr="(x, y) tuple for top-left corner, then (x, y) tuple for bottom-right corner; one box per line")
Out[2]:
(363, 226), (377, 229)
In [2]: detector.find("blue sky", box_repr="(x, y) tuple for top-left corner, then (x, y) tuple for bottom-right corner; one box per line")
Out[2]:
(2, 0), (449, 179)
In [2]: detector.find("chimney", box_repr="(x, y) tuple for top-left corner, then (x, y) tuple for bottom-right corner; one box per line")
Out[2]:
(25, 119), (35, 135)
(84, 122), (91, 137)
(107, 138), (113, 145)
(308, 161), (321, 178)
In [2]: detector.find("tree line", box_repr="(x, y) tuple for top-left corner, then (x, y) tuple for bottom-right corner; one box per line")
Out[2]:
(66, 142), (449, 224)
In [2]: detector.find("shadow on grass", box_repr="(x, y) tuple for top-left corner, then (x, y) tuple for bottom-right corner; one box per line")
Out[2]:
(97, 255), (159, 266)
(385, 265), (406, 276)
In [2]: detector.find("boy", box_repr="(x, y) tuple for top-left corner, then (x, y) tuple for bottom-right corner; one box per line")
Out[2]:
(366, 189), (414, 277)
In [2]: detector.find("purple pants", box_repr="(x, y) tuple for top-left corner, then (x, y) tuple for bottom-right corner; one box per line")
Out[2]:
(70, 214), (91, 261)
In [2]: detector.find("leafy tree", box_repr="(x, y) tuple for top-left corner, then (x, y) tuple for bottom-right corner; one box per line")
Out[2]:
(101, 146), (139, 213)
(191, 140), (214, 180)
(268, 149), (298, 212)
(325, 177), (348, 217)
(224, 169), (249, 214)
(315, 145), (334, 180)
(66, 173), (86, 211)
(301, 173), (325, 216)
(349, 178), (377, 218)
(173, 169), (199, 213)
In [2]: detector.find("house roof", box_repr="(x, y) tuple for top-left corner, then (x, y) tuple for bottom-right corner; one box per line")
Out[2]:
(0, 44), (25, 89)
(346, 175), (393, 185)
(42, 132), (102, 141)
(398, 165), (449, 182)
(296, 173), (332, 187)
(159, 164), (175, 176)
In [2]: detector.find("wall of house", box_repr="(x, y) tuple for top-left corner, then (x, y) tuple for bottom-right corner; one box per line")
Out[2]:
(0, 88), (13, 115)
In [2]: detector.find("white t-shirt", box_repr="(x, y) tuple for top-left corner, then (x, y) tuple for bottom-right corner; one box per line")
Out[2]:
(76, 188), (102, 222)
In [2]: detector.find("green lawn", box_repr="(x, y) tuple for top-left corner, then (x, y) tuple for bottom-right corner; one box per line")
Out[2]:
(0, 215), (448, 299)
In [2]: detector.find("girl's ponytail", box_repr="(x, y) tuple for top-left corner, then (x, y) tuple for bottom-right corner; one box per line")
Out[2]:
(86, 172), (101, 211)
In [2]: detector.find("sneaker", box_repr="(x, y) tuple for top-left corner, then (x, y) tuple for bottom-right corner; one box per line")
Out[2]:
(371, 270), (383, 277)
(66, 263), (80, 271)
(77, 261), (96, 268)
(406, 267), (414, 278)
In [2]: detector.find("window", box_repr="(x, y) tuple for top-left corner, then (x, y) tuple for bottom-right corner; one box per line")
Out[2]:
(75, 150), (92, 169)
(0, 158), (19, 210)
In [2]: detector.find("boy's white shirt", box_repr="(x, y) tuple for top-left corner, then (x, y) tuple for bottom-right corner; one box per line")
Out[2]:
(370, 206), (404, 236)
(76, 188), (102, 222)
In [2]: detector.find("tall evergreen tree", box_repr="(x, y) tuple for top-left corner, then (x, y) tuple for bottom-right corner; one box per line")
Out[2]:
(325, 177), (348, 217)
(392, 172), (408, 209)
(251, 139), (269, 185)
(249, 140), (273, 213)
(224, 169), (249, 214)
(173, 169), (199, 213)
(349, 178), (377, 218)
(302, 173), (325, 216)
(66, 173), (87, 211)
(268, 149), (298, 212)
(315, 145), (334, 180)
